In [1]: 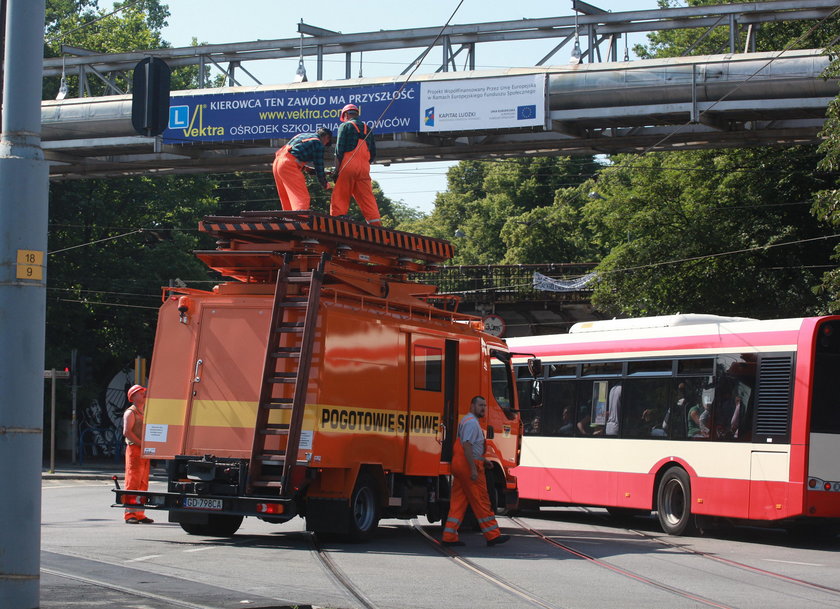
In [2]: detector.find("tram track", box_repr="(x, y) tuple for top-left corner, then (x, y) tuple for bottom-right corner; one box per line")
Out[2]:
(570, 505), (840, 598)
(308, 532), (380, 609)
(624, 521), (840, 597)
(506, 516), (737, 609)
(409, 519), (565, 609)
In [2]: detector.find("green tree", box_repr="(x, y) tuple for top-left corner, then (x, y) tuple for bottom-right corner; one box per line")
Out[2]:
(583, 149), (833, 317)
(402, 157), (600, 264)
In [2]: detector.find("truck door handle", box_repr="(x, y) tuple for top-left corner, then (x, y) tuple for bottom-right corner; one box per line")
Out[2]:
(437, 422), (446, 444)
(194, 359), (203, 382)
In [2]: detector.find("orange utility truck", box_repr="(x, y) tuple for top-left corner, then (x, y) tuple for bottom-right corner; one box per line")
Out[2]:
(115, 211), (521, 539)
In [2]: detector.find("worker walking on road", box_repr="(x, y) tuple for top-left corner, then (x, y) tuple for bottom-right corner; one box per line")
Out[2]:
(273, 127), (333, 211)
(123, 384), (153, 524)
(330, 104), (381, 225)
(442, 395), (511, 547)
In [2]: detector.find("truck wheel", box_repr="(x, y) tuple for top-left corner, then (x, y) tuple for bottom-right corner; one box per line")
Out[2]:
(656, 468), (697, 536)
(347, 473), (379, 542)
(179, 514), (243, 537)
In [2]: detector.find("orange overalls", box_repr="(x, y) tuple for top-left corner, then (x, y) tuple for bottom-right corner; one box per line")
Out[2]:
(330, 122), (381, 224)
(123, 406), (150, 521)
(442, 425), (502, 544)
(273, 140), (317, 211)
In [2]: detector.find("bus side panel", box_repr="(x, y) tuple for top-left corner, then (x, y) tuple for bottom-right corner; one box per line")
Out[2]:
(748, 450), (794, 520)
(143, 297), (198, 459)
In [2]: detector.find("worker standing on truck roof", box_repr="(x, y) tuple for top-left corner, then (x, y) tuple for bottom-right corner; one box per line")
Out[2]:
(442, 396), (511, 547)
(123, 385), (153, 524)
(272, 127), (333, 211)
(329, 104), (381, 225)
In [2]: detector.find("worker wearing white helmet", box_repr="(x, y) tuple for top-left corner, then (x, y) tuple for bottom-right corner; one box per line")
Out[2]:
(330, 104), (381, 225)
(123, 384), (153, 524)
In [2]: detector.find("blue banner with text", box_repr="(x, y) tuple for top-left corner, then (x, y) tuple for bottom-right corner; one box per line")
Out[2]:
(164, 82), (420, 144)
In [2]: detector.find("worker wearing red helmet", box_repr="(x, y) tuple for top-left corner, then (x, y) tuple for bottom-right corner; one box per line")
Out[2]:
(330, 104), (381, 225)
(123, 384), (153, 524)
(272, 128), (333, 211)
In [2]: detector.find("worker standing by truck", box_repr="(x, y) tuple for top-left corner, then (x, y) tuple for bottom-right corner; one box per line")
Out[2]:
(329, 104), (381, 225)
(272, 128), (333, 211)
(442, 395), (510, 547)
(123, 385), (153, 524)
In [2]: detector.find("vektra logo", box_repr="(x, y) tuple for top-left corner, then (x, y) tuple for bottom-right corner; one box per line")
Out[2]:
(169, 105), (190, 129)
(424, 107), (435, 126)
(517, 104), (536, 120)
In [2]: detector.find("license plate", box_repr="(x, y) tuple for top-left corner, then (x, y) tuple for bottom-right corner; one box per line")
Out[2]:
(183, 497), (223, 510)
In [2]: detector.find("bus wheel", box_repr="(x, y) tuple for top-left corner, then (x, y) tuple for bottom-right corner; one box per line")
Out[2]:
(656, 468), (697, 536)
(347, 473), (380, 542)
(179, 514), (243, 537)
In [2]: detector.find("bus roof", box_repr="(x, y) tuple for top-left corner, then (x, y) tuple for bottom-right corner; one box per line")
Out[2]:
(568, 314), (757, 334)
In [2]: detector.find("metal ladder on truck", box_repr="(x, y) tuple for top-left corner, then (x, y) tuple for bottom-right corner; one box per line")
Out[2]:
(246, 251), (330, 495)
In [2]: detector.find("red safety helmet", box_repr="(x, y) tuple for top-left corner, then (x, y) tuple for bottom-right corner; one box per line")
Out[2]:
(339, 103), (360, 122)
(127, 384), (146, 402)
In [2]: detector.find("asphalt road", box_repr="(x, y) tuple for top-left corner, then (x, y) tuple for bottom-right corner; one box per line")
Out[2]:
(39, 478), (840, 609)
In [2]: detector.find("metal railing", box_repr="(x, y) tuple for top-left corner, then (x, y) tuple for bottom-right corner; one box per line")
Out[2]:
(413, 263), (597, 305)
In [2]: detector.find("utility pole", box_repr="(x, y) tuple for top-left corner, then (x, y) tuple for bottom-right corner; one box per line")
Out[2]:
(0, 1), (48, 608)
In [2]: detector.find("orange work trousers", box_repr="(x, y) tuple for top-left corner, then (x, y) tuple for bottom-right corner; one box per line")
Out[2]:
(124, 443), (150, 521)
(442, 443), (502, 543)
(272, 146), (311, 211)
(329, 141), (381, 224)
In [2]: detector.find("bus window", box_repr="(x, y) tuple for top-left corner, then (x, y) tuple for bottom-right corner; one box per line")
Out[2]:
(537, 381), (576, 436)
(582, 361), (623, 376)
(713, 354), (756, 442)
(621, 379), (671, 439)
(627, 359), (673, 376)
(548, 363), (577, 378)
(812, 321), (840, 433)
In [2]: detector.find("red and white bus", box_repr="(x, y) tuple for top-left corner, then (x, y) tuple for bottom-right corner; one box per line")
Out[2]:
(506, 314), (840, 535)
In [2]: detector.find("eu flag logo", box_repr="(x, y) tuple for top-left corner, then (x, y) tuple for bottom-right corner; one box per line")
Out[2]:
(517, 105), (536, 120)
(424, 107), (435, 126)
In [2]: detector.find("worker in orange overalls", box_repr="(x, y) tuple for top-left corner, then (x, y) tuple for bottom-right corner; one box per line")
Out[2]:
(272, 127), (333, 211)
(441, 395), (511, 547)
(123, 384), (153, 524)
(329, 104), (381, 225)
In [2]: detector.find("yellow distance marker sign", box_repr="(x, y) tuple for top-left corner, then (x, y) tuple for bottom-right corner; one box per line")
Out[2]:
(16, 250), (44, 281)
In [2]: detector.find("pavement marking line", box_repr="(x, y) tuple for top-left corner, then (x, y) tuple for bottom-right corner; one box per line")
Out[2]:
(41, 567), (223, 609)
(184, 547), (216, 553)
(124, 554), (161, 563)
(763, 559), (825, 567)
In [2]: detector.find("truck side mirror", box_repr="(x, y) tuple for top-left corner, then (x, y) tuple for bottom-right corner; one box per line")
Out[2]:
(486, 426), (495, 439)
(528, 358), (542, 377)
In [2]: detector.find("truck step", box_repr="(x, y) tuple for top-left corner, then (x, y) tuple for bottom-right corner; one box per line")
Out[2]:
(251, 480), (284, 488)
(272, 348), (301, 358)
(268, 373), (298, 384)
(261, 426), (291, 435)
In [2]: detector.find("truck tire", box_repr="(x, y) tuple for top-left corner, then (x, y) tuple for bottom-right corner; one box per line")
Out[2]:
(179, 514), (243, 537)
(347, 473), (379, 542)
(656, 468), (697, 536)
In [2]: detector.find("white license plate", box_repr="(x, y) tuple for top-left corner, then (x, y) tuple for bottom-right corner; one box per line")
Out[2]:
(183, 497), (223, 510)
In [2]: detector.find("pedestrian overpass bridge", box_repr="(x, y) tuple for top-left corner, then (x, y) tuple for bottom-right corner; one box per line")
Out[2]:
(41, 48), (836, 179)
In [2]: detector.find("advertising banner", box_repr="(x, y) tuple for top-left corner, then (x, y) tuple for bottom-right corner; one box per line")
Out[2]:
(161, 74), (546, 144)
(418, 74), (546, 132)
(163, 82), (420, 144)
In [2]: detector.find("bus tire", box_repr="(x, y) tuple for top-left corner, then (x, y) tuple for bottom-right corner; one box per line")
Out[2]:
(346, 473), (380, 542)
(179, 514), (243, 537)
(656, 468), (697, 536)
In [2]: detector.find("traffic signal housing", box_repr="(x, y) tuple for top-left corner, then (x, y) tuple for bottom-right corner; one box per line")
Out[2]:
(78, 356), (93, 385)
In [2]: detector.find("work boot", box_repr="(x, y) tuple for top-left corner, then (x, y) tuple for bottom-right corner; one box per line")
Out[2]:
(125, 517), (140, 524)
(138, 517), (155, 524)
(486, 534), (510, 547)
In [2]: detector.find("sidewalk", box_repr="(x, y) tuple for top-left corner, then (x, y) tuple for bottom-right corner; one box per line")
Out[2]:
(42, 460), (165, 481)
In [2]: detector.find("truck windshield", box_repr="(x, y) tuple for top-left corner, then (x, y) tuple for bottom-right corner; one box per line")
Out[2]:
(490, 356), (517, 420)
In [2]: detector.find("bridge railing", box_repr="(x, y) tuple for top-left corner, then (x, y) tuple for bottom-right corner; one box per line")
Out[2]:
(412, 263), (597, 305)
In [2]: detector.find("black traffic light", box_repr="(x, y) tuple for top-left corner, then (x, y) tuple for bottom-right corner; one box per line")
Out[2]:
(132, 57), (171, 136)
(78, 356), (93, 385)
